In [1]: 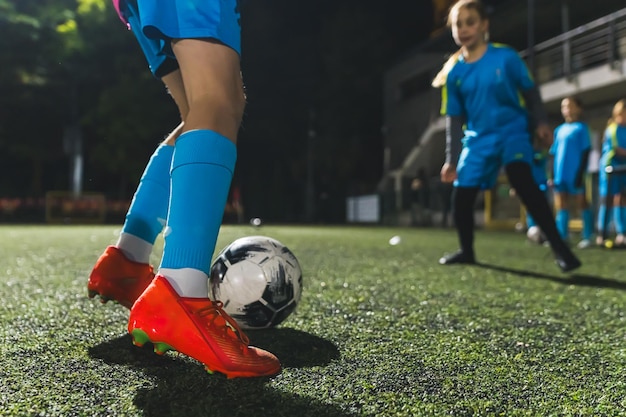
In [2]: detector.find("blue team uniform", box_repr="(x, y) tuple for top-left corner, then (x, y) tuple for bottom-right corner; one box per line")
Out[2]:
(442, 43), (535, 188)
(599, 123), (626, 197)
(550, 121), (591, 194)
(114, 0), (241, 76)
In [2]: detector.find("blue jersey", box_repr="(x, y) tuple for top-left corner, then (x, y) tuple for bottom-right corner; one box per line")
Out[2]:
(442, 43), (535, 138)
(550, 121), (591, 185)
(600, 123), (626, 168)
(598, 123), (626, 196)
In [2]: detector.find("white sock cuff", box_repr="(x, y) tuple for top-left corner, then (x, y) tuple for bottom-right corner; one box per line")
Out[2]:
(159, 268), (209, 298)
(116, 232), (153, 264)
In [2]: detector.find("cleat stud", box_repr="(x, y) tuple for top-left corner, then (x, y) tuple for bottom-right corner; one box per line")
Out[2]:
(204, 366), (215, 375)
(154, 342), (172, 355)
(130, 329), (150, 348)
(88, 290), (97, 299)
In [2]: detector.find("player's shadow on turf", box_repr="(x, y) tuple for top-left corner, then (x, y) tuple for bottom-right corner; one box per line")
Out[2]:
(246, 327), (340, 367)
(89, 328), (339, 370)
(476, 262), (626, 290)
(88, 331), (347, 417)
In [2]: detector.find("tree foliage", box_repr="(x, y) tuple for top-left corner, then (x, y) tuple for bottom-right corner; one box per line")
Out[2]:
(0, 0), (178, 197)
(0, 0), (431, 221)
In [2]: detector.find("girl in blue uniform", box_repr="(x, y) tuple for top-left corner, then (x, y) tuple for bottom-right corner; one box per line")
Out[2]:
(597, 99), (626, 247)
(88, 0), (282, 377)
(550, 96), (592, 248)
(432, 0), (580, 272)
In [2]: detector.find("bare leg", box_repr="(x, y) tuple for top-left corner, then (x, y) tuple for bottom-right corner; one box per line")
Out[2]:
(171, 39), (245, 140)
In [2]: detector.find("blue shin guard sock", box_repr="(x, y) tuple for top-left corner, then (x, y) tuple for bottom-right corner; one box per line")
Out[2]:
(526, 214), (537, 229)
(597, 205), (610, 238)
(613, 206), (625, 236)
(618, 207), (626, 237)
(555, 209), (570, 240)
(118, 144), (174, 263)
(160, 130), (236, 297)
(581, 208), (593, 241)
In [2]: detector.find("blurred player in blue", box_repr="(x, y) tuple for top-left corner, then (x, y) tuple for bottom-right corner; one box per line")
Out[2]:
(432, 0), (580, 272)
(87, 0), (281, 377)
(549, 96), (592, 248)
(597, 99), (626, 247)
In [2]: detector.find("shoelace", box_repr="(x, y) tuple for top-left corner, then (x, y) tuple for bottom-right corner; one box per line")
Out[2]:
(197, 301), (250, 346)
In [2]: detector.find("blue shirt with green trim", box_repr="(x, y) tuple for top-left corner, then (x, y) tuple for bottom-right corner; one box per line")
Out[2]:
(442, 43), (534, 138)
(550, 121), (591, 184)
(600, 123), (626, 168)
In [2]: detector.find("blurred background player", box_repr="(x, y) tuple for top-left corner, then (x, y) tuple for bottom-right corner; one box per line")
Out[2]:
(87, 0), (281, 377)
(432, 0), (581, 272)
(549, 96), (592, 248)
(597, 99), (626, 247)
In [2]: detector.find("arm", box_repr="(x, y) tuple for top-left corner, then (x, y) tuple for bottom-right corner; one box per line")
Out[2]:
(521, 85), (552, 147)
(575, 149), (590, 188)
(512, 50), (552, 147)
(445, 115), (464, 165)
(440, 115), (465, 183)
(521, 85), (548, 130)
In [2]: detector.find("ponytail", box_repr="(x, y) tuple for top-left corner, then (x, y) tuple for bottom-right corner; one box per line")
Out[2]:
(608, 98), (626, 127)
(432, 50), (462, 88)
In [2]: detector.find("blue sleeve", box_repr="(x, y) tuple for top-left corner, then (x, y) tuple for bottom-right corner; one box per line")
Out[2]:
(549, 127), (559, 155)
(580, 124), (591, 151)
(508, 48), (535, 91)
(619, 128), (626, 149)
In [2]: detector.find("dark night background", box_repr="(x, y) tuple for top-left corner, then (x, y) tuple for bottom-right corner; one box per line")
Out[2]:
(236, 0), (436, 222)
(0, 0), (515, 223)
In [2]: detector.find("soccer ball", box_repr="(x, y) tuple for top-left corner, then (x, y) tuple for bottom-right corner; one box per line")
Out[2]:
(526, 225), (545, 244)
(209, 236), (303, 329)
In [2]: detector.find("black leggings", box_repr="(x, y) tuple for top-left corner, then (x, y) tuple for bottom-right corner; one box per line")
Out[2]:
(452, 161), (564, 254)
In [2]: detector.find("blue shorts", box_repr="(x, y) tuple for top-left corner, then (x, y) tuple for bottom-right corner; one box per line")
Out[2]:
(598, 165), (626, 197)
(120, 0), (241, 77)
(455, 132), (534, 189)
(552, 181), (584, 195)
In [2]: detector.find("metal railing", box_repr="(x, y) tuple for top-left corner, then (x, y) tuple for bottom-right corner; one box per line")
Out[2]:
(521, 8), (626, 84)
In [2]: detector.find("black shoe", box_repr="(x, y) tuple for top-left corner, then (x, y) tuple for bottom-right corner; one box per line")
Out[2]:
(439, 250), (476, 265)
(552, 243), (582, 273)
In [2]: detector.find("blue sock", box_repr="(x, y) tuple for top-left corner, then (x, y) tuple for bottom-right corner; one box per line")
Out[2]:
(160, 130), (236, 274)
(618, 207), (626, 235)
(614, 206), (625, 235)
(581, 208), (593, 240)
(122, 144), (173, 243)
(526, 213), (536, 229)
(555, 209), (569, 240)
(597, 205), (609, 237)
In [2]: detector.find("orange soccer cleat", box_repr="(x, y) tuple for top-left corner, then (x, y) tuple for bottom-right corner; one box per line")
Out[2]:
(88, 246), (155, 309)
(128, 275), (281, 378)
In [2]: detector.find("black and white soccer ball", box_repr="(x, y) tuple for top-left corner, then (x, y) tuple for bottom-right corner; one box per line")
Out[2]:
(209, 236), (303, 329)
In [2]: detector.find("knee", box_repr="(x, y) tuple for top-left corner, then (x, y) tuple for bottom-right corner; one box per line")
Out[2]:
(186, 85), (245, 138)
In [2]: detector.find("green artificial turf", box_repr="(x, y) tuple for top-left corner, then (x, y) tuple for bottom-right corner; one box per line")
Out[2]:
(1, 224), (625, 416)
